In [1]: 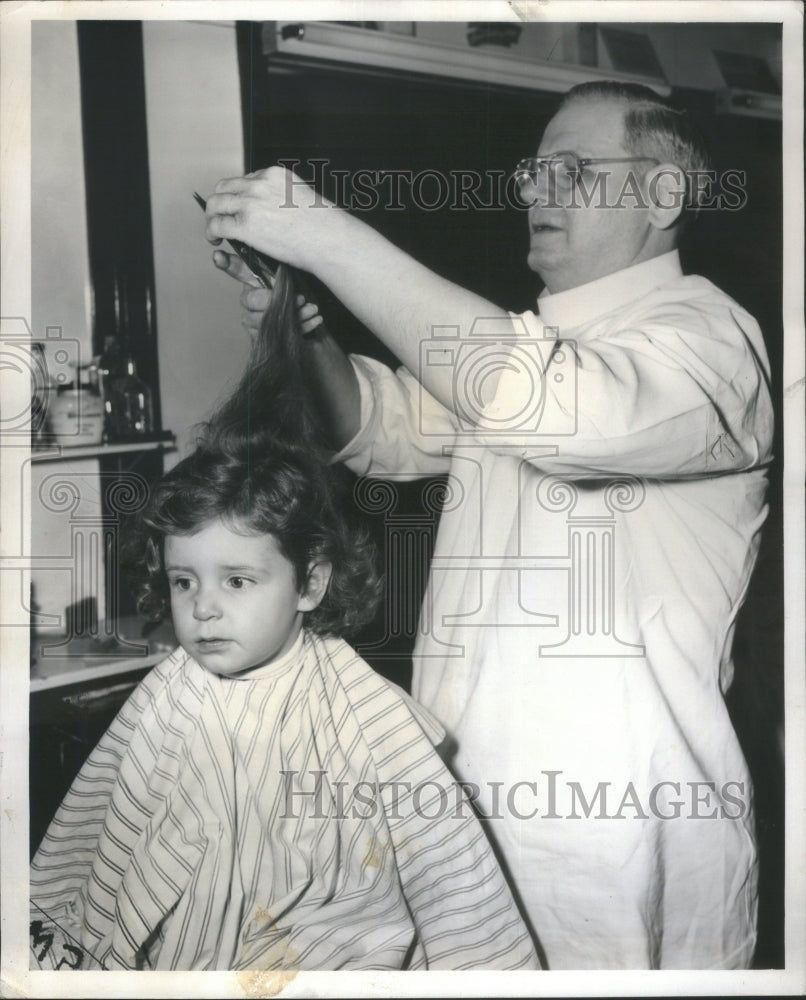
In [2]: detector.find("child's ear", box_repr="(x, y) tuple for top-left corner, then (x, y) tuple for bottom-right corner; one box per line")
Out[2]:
(297, 560), (332, 613)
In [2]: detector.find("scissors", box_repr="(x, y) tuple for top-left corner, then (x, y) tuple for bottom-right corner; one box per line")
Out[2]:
(193, 191), (279, 289)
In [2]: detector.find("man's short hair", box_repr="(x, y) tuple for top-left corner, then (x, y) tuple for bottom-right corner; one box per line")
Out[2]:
(560, 81), (714, 221)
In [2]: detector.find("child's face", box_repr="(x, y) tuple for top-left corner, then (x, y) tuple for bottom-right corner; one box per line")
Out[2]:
(164, 517), (318, 677)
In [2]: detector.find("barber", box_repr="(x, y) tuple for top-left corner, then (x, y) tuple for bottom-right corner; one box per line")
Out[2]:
(205, 81), (773, 969)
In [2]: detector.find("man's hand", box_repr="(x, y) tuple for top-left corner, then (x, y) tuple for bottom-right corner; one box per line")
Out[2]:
(212, 248), (323, 337)
(206, 167), (332, 273)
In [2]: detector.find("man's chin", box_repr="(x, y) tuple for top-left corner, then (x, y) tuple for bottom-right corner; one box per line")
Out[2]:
(526, 249), (557, 281)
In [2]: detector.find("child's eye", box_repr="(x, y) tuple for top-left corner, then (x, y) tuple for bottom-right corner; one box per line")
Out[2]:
(170, 577), (193, 591)
(227, 576), (251, 590)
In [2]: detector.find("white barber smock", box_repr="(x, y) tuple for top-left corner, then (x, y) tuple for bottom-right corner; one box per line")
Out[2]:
(335, 250), (774, 969)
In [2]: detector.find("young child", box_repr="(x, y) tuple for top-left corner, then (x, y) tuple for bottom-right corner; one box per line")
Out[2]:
(30, 439), (538, 971)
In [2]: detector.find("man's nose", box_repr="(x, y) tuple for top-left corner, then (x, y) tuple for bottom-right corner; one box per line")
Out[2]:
(522, 176), (556, 212)
(520, 173), (544, 207)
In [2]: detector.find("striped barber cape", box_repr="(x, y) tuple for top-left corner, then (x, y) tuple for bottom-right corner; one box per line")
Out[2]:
(30, 630), (539, 971)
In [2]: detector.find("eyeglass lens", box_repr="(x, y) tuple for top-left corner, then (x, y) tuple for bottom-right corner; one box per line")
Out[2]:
(516, 154), (579, 188)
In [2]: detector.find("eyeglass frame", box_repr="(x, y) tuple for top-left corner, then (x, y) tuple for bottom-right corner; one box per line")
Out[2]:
(513, 152), (660, 191)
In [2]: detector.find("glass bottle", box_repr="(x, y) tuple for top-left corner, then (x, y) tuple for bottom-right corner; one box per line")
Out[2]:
(98, 335), (124, 441)
(110, 356), (154, 439)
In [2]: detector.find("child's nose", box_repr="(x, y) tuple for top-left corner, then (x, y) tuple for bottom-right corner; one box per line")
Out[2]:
(193, 587), (221, 620)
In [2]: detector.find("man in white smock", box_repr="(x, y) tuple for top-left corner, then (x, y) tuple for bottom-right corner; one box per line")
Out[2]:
(205, 81), (773, 969)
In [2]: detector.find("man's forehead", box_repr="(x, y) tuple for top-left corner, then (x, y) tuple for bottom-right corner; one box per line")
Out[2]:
(538, 97), (628, 152)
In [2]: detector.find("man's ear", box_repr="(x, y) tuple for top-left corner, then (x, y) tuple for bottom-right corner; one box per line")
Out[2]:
(297, 560), (333, 613)
(645, 163), (686, 231)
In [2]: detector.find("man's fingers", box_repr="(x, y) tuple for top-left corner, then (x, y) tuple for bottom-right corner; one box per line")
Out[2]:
(206, 210), (241, 244)
(212, 251), (263, 287)
(204, 191), (255, 243)
(213, 176), (256, 196)
(240, 286), (271, 312)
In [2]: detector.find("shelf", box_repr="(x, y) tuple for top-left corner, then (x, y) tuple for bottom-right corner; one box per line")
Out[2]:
(30, 617), (177, 693)
(31, 651), (169, 694)
(31, 436), (175, 463)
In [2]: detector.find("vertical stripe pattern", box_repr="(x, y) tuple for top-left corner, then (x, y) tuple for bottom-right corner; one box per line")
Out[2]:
(31, 632), (538, 971)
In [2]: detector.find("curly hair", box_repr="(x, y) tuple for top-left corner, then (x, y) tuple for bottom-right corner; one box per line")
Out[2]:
(128, 443), (382, 637)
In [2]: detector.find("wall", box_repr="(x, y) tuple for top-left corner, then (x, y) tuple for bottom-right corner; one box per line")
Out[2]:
(31, 21), (93, 366)
(31, 22), (98, 631)
(141, 20), (247, 466)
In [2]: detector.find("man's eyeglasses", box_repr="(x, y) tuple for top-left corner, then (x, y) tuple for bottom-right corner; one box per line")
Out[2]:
(513, 151), (659, 195)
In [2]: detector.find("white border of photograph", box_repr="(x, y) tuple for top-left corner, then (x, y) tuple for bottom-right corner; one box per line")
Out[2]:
(1, 2), (803, 997)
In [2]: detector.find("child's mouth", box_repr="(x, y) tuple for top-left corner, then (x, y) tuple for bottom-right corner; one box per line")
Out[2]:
(196, 638), (232, 652)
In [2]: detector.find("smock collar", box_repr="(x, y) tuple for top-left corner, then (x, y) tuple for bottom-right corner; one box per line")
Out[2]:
(226, 628), (307, 682)
(536, 250), (683, 331)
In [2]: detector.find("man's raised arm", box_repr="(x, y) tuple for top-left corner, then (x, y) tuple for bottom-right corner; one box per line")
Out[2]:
(204, 167), (512, 414)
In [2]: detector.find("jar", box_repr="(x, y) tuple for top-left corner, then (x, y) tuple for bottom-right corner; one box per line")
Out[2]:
(49, 386), (105, 447)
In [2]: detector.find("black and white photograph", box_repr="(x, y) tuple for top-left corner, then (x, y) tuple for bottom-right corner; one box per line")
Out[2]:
(1, 1), (804, 996)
